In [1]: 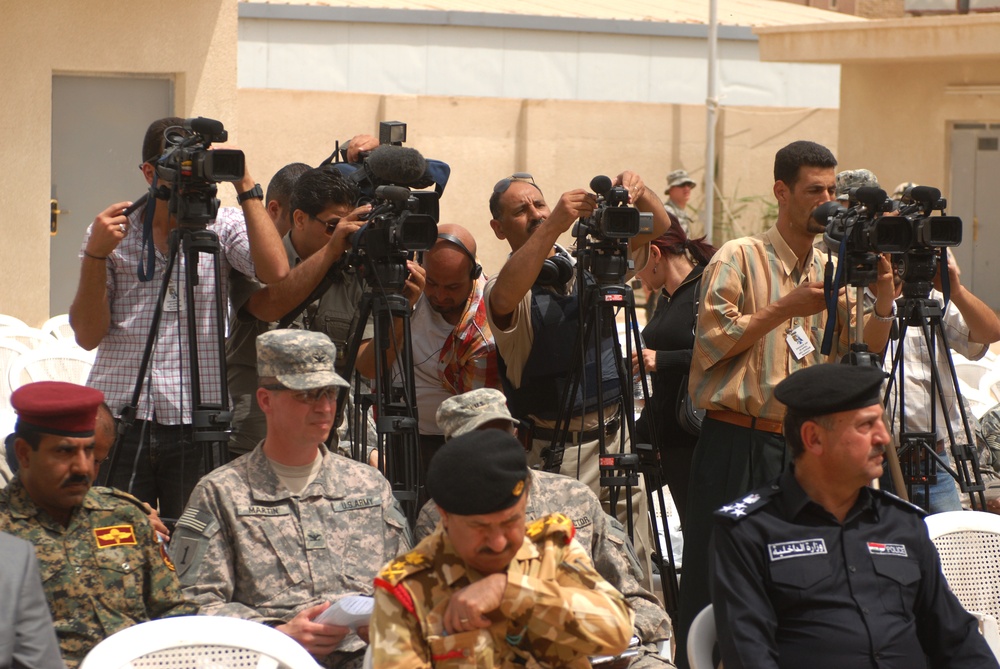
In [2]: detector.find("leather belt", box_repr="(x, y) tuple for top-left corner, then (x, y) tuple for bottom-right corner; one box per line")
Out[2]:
(705, 409), (783, 435)
(533, 416), (621, 443)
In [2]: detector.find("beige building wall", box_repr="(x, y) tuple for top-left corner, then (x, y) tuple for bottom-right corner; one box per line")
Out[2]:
(0, 0), (239, 326)
(238, 89), (838, 275)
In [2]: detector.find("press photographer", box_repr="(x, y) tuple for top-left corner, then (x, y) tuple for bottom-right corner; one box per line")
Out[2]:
(69, 116), (289, 521)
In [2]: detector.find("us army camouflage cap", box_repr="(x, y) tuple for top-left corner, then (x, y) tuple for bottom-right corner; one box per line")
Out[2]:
(893, 181), (917, 201)
(256, 329), (349, 390)
(436, 388), (517, 439)
(427, 429), (528, 515)
(835, 169), (879, 202)
(666, 169), (697, 192)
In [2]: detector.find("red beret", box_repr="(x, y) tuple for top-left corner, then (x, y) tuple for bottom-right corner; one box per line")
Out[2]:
(10, 381), (105, 437)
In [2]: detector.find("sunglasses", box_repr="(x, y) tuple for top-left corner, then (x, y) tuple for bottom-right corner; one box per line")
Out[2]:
(262, 384), (339, 404)
(312, 214), (342, 235)
(492, 172), (536, 195)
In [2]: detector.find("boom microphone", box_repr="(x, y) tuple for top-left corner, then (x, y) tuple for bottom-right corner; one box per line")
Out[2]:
(375, 185), (413, 207)
(365, 145), (427, 186)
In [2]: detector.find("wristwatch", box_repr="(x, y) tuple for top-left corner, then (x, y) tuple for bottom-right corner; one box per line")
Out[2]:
(236, 183), (264, 205)
(873, 299), (897, 322)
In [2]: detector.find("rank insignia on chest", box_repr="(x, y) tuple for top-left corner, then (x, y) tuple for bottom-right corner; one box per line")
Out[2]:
(94, 524), (137, 548)
(767, 538), (827, 562)
(867, 542), (908, 557)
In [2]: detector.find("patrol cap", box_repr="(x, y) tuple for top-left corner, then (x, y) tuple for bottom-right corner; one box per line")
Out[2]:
(775, 363), (886, 417)
(835, 169), (879, 202)
(436, 388), (517, 439)
(10, 381), (105, 437)
(893, 181), (917, 201)
(427, 429), (528, 516)
(666, 169), (697, 192)
(256, 329), (349, 390)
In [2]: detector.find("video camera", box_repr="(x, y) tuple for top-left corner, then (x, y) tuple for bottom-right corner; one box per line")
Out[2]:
(154, 117), (245, 227)
(573, 175), (653, 284)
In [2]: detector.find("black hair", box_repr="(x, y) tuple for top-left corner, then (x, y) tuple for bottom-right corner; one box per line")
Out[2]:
(783, 411), (834, 458)
(290, 166), (362, 218)
(142, 117), (186, 165)
(266, 163), (311, 208)
(773, 141), (837, 189)
(489, 182), (544, 220)
(13, 422), (43, 451)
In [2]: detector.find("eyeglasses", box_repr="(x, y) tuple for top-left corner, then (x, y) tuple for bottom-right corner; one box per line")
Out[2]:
(492, 172), (536, 195)
(313, 214), (343, 235)
(262, 384), (339, 404)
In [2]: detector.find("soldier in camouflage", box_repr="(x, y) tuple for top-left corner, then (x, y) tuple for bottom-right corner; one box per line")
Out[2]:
(834, 168), (880, 202)
(416, 389), (674, 667)
(371, 428), (634, 668)
(171, 329), (410, 669)
(0, 381), (196, 669)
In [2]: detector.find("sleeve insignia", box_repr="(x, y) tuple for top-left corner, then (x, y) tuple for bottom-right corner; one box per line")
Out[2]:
(526, 512), (576, 545)
(94, 524), (137, 548)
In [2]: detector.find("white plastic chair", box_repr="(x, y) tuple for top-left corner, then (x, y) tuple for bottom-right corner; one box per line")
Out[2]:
(79, 615), (322, 669)
(980, 368), (1000, 405)
(41, 313), (74, 341)
(0, 325), (51, 351)
(0, 314), (28, 329)
(7, 345), (95, 392)
(687, 604), (718, 669)
(954, 359), (994, 390)
(0, 338), (30, 409)
(925, 510), (1000, 660)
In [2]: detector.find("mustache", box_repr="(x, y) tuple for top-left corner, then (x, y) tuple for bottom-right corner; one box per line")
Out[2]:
(61, 474), (91, 488)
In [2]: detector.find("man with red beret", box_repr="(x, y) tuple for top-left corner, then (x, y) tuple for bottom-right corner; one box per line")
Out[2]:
(0, 381), (197, 668)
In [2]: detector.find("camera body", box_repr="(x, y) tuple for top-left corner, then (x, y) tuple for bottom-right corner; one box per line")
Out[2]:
(154, 117), (245, 228)
(573, 175), (653, 284)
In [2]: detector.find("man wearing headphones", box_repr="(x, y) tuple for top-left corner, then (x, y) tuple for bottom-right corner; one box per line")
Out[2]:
(409, 224), (500, 468)
(485, 171), (669, 587)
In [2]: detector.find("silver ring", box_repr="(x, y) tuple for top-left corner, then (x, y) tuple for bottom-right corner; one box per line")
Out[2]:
(459, 617), (469, 623)
(119, 223), (126, 233)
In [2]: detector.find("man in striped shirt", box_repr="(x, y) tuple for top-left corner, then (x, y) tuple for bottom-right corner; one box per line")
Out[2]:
(673, 140), (896, 667)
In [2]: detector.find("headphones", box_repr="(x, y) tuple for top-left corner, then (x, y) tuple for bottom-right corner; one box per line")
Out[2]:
(535, 247), (574, 287)
(436, 233), (483, 280)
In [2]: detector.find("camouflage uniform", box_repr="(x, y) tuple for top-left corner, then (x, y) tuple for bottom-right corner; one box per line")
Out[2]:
(0, 477), (196, 668)
(171, 444), (411, 669)
(416, 469), (673, 667)
(372, 512), (635, 668)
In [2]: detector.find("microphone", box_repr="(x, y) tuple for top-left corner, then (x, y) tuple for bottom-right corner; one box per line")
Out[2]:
(375, 185), (413, 207)
(365, 145), (427, 185)
(811, 201), (845, 228)
(590, 175), (613, 196)
(184, 117), (227, 139)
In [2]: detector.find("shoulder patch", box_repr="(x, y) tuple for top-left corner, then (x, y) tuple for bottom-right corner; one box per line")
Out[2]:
(714, 487), (777, 522)
(376, 549), (432, 587)
(175, 507), (220, 538)
(526, 512), (575, 545)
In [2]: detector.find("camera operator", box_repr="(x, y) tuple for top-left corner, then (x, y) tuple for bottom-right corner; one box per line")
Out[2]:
(674, 141), (895, 668)
(484, 170), (669, 588)
(68, 116), (289, 521)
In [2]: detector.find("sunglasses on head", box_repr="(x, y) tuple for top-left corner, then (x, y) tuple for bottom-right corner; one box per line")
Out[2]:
(492, 172), (536, 195)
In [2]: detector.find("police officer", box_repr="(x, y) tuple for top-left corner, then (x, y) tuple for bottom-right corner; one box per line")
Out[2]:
(710, 363), (997, 668)
(0, 381), (196, 668)
(371, 429), (635, 668)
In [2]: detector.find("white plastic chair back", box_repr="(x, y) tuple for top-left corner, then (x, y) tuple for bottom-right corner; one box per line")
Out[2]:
(925, 510), (1000, 660)
(687, 604), (718, 669)
(79, 616), (322, 669)
(7, 345), (95, 392)
(0, 314), (28, 329)
(0, 338), (30, 409)
(41, 313), (75, 341)
(0, 325), (51, 350)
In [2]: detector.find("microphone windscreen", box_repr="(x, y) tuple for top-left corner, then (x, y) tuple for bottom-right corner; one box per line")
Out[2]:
(185, 117), (226, 137)
(366, 146), (427, 185)
(590, 175), (613, 195)
(375, 185), (413, 206)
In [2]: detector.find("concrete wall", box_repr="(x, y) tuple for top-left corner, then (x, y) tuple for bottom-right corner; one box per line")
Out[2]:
(0, 0), (238, 326)
(237, 89), (839, 275)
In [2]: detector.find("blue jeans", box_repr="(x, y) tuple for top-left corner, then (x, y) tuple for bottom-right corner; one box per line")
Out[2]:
(910, 448), (964, 513)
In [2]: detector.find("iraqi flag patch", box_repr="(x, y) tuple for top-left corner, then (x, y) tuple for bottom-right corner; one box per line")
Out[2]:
(867, 542), (908, 557)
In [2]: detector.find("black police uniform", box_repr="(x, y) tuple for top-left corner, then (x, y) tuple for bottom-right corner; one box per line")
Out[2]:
(710, 469), (997, 669)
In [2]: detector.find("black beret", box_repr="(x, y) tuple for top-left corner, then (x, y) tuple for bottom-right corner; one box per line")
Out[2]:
(426, 429), (528, 516)
(775, 363), (886, 417)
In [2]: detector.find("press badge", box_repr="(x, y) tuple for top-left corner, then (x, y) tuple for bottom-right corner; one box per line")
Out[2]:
(163, 279), (185, 312)
(785, 325), (814, 360)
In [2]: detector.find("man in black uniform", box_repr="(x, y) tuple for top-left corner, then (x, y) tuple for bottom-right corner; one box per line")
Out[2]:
(710, 363), (997, 669)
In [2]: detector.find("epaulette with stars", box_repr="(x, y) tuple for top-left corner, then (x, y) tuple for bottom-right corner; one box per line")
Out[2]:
(525, 512), (575, 545)
(871, 487), (928, 517)
(374, 549), (433, 615)
(713, 486), (779, 522)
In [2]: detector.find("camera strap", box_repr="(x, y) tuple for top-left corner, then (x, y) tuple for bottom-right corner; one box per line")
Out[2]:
(137, 173), (161, 283)
(940, 249), (952, 307)
(820, 236), (848, 356)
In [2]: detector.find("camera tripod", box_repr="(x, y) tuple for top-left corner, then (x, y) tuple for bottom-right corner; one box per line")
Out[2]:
(545, 254), (679, 617)
(883, 293), (987, 511)
(104, 195), (232, 522)
(337, 264), (422, 525)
